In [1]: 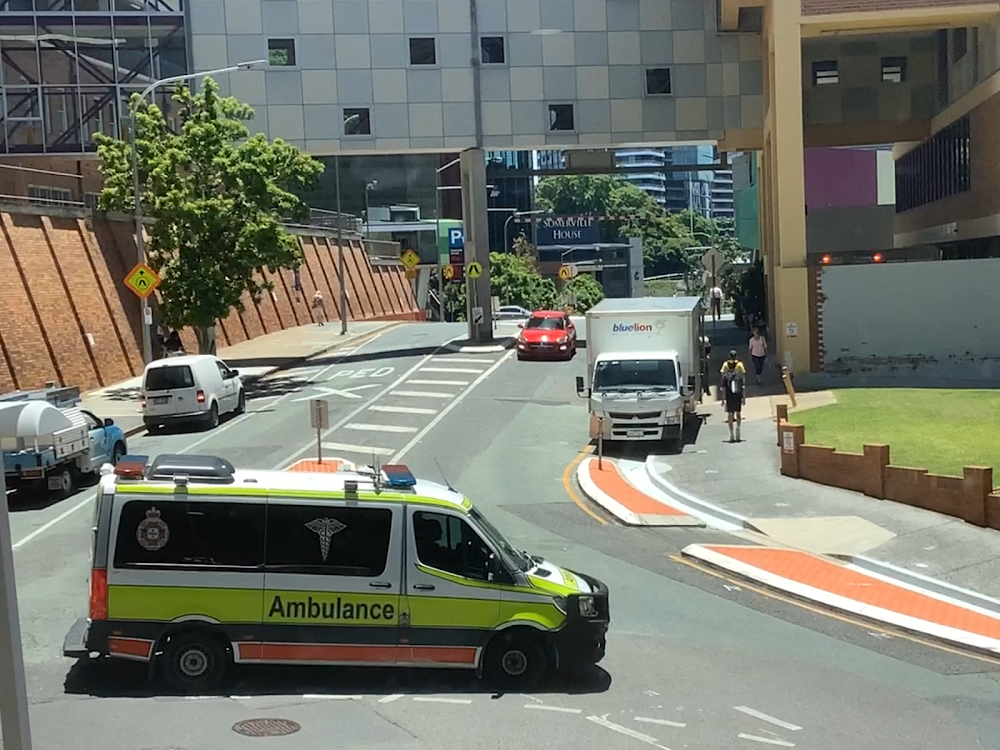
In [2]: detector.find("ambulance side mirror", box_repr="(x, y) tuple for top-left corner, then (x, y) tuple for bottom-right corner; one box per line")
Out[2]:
(487, 554), (500, 582)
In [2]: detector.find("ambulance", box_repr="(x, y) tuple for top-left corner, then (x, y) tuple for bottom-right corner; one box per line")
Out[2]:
(63, 453), (610, 691)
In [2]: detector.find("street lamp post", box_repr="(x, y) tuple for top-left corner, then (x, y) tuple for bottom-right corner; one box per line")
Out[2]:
(130, 59), (266, 364)
(503, 209), (550, 253)
(364, 180), (378, 237)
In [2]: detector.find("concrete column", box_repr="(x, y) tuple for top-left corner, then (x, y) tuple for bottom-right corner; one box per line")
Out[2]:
(763, 0), (810, 375)
(460, 148), (493, 343)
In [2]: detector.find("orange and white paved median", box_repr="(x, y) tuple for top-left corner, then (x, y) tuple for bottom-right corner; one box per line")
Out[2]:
(683, 543), (1000, 654)
(577, 456), (703, 527)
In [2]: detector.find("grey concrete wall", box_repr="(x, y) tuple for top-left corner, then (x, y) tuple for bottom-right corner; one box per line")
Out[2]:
(806, 205), (894, 255)
(801, 34), (938, 125)
(189, 0), (765, 153)
(820, 258), (1000, 379)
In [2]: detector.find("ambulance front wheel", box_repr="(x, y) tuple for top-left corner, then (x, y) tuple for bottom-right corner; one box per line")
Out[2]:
(162, 632), (229, 693)
(483, 630), (547, 689)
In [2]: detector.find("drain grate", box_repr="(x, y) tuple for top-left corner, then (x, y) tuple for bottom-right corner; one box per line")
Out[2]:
(232, 718), (302, 737)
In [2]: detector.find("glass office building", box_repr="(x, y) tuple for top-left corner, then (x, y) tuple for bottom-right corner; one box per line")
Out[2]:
(0, 0), (187, 154)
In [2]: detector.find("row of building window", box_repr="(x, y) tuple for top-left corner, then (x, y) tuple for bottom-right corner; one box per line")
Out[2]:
(23, 184), (99, 207)
(894, 114), (970, 213)
(811, 56), (908, 86)
(267, 36), (672, 95)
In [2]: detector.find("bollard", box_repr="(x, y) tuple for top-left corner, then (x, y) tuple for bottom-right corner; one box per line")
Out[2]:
(597, 416), (605, 470)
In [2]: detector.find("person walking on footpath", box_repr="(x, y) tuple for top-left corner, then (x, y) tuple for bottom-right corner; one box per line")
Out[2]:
(311, 289), (326, 326)
(709, 283), (724, 321)
(720, 349), (746, 443)
(748, 327), (768, 386)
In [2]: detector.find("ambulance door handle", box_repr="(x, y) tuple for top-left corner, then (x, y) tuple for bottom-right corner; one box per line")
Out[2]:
(369, 582), (393, 589)
(413, 584), (435, 591)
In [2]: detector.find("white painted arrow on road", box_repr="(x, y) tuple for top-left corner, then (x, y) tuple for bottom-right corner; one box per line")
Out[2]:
(292, 384), (380, 402)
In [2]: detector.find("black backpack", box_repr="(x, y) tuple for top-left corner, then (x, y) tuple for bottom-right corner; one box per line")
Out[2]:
(722, 363), (744, 396)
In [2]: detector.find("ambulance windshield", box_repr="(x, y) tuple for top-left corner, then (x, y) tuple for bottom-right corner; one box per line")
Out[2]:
(470, 506), (532, 572)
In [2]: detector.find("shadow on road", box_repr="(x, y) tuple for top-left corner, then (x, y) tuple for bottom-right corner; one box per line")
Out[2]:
(63, 658), (612, 699)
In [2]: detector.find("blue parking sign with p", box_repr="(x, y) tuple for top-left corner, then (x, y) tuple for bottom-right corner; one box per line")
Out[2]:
(448, 227), (464, 249)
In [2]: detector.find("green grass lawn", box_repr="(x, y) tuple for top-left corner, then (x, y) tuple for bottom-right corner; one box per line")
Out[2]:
(795, 388), (1000, 478)
(644, 279), (679, 297)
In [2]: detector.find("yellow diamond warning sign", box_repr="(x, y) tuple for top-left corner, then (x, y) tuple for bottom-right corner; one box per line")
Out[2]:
(124, 262), (161, 299)
(400, 249), (420, 271)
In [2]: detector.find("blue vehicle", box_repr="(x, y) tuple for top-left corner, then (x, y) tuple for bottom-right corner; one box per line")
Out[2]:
(0, 386), (127, 499)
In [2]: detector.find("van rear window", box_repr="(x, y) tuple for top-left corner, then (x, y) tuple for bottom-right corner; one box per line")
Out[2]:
(145, 365), (194, 391)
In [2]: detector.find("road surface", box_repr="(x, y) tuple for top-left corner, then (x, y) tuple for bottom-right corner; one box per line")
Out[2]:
(7, 321), (1000, 750)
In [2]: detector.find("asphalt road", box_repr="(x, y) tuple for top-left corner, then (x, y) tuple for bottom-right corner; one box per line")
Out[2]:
(6, 320), (1000, 750)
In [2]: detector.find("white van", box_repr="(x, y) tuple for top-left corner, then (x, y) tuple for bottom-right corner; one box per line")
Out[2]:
(141, 355), (245, 433)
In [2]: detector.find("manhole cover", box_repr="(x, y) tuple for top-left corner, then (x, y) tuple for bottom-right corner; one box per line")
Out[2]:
(232, 718), (301, 737)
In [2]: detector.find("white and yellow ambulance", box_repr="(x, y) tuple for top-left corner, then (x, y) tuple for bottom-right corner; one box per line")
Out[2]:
(64, 453), (610, 691)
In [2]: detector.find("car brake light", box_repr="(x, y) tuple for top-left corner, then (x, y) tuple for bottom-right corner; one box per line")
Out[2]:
(196, 390), (206, 403)
(90, 568), (108, 621)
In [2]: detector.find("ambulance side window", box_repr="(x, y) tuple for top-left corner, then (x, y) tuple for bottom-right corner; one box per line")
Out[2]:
(265, 503), (392, 577)
(412, 511), (493, 582)
(113, 499), (265, 570)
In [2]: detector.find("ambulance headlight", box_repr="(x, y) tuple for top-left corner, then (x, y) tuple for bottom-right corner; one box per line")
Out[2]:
(553, 596), (568, 615)
(578, 595), (598, 618)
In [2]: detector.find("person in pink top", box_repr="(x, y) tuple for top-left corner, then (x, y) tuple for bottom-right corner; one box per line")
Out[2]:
(748, 328), (767, 385)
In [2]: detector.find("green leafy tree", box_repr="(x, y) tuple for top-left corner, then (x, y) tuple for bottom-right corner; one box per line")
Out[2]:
(442, 252), (558, 321)
(95, 78), (324, 353)
(565, 273), (604, 312)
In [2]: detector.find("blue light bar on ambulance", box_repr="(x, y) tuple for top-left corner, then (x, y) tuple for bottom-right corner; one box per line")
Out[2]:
(115, 454), (149, 478)
(381, 464), (417, 488)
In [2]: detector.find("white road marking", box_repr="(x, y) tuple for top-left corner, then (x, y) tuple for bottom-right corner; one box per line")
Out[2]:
(737, 734), (795, 747)
(586, 716), (671, 750)
(406, 379), (469, 386)
(391, 390), (456, 399)
(291, 384), (380, 402)
(10, 324), (396, 548)
(344, 423), (418, 434)
(420, 367), (484, 374)
(635, 717), (687, 728)
(733, 707), (802, 731)
(12, 495), (94, 549)
(434, 357), (494, 364)
(411, 697), (473, 705)
(393, 349), (514, 462)
(368, 405), (437, 415)
(322, 442), (394, 456)
(378, 694), (404, 704)
(524, 705), (581, 714)
(302, 694), (362, 700)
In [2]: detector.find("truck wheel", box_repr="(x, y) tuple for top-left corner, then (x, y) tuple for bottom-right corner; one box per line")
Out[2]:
(162, 632), (229, 693)
(205, 403), (219, 430)
(235, 390), (246, 415)
(50, 468), (74, 499)
(482, 630), (547, 690)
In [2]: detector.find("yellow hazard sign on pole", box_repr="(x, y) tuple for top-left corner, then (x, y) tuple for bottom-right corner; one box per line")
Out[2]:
(124, 262), (161, 299)
(466, 261), (483, 279)
(442, 264), (454, 280)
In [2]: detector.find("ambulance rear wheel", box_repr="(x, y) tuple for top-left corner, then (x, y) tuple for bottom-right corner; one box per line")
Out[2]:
(162, 632), (228, 693)
(483, 630), (547, 689)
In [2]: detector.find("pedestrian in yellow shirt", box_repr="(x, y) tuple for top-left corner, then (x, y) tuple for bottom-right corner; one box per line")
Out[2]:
(720, 350), (746, 442)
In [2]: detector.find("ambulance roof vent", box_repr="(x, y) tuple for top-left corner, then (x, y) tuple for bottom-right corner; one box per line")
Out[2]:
(147, 454), (236, 484)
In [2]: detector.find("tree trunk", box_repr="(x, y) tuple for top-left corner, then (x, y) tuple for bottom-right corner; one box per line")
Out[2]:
(194, 325), (217, 355)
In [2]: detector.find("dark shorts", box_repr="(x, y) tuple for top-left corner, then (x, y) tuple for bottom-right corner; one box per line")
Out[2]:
(752, 355), (766, 375)
(725, 391), (743, 414)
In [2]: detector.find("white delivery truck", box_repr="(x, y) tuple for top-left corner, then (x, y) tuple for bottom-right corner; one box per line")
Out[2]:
(575, 297), (708, 447)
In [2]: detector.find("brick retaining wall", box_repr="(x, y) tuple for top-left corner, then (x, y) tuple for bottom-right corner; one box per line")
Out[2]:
(776, 403), (1000, 531)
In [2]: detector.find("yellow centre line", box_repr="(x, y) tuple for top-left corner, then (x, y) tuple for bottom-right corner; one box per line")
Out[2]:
(562, 444), (607, 525)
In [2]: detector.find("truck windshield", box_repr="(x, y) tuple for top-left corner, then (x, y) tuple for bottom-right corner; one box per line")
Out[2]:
(469, 506), (532, 572)
(593, 359), (678, 392)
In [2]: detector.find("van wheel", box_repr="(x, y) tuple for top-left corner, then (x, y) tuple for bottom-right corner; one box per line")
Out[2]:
(205, 403), (219, 430)
(482, 630), (547, 690)
(235, 390), (246, 415)
(162, 632), (228, 693)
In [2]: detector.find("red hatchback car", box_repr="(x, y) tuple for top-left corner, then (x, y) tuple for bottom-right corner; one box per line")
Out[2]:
(516, 310), (577, 361)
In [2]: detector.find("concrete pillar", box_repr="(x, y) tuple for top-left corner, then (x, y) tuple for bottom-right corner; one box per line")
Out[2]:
(762, 0), (810, 375)
(460, 148), (493, 343)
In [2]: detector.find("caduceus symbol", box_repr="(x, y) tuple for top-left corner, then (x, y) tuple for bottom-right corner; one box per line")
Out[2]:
(305, 517), (347, 561)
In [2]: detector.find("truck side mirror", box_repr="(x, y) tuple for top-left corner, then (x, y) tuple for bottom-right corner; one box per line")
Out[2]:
(681, 385), (693, 397)
(575, 375), (585, 394)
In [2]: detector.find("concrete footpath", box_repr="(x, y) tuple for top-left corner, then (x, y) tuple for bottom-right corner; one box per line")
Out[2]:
(575, 318), (1000, 658)
(79, 320), (404, 437)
